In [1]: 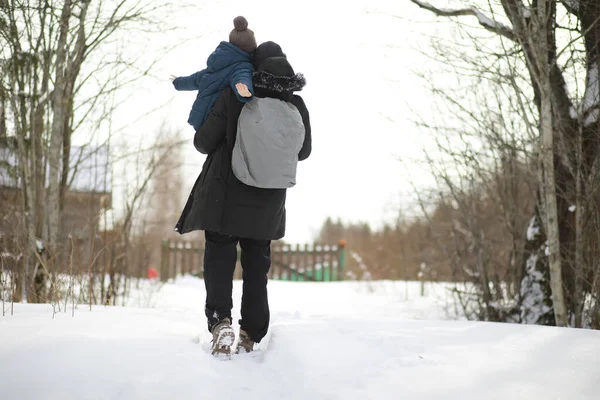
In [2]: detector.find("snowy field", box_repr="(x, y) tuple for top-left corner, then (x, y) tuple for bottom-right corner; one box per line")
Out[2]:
(1, 278), (599, 400)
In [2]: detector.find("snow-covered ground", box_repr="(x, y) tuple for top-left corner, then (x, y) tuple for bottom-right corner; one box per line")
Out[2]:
(1, 278), (599, 400)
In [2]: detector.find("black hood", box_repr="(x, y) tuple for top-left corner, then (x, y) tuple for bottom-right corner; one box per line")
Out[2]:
(253, 56), (305, 95)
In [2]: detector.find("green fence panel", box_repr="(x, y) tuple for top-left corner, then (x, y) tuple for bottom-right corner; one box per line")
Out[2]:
(161, 240), (348, 282)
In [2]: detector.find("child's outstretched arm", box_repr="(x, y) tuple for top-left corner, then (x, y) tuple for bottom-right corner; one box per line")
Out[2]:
(172, 70), (205, 91)
(229, 66), (254, 102)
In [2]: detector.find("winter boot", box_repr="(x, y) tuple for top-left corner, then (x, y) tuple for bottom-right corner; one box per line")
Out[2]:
(211, 318), (235, 357)
(236, 329), (255, 354)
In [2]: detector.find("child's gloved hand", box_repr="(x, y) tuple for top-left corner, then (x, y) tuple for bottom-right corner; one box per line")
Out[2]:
(236, 83), (251, 97)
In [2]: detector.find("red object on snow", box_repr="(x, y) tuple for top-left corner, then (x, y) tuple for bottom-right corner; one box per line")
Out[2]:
(147, 267), (159, 280)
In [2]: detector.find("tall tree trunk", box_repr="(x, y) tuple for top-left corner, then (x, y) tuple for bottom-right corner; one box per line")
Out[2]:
(8, 52), (37, 302)
(0, 89), (6, 137)
(537, 0), (569, 327)
(540, 92), (569, 326)
(47, 0), (72, 257)
(59, 96), (72, 214)
(574, 121), (584, 327)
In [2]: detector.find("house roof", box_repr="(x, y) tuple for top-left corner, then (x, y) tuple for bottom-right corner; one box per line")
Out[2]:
(0, 144), (112, 193)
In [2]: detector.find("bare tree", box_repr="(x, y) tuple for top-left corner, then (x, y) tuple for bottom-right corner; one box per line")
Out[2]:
(0, 0), (180, 302)
(409, 0), (600, 327)
(98, 126), (182, 306)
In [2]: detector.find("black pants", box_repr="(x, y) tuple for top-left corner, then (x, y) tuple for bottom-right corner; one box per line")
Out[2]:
(203, 231), (271, 343)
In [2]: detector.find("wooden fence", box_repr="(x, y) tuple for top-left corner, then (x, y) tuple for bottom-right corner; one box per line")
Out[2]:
(160, 240), (347, 282)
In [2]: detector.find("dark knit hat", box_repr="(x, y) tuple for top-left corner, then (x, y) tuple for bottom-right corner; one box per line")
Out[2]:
(257, 57), (295, 77)
(229, 16), (257, 54)
(253, 41), (286, 68)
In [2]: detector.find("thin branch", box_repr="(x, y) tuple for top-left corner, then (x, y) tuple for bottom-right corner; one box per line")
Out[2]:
(410, 0), (516, 41)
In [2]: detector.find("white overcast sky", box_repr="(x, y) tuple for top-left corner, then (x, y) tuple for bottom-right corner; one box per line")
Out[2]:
(98, 0), (459, 243)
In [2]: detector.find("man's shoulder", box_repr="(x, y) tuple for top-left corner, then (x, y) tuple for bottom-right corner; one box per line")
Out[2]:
(291, 95), (307, 108)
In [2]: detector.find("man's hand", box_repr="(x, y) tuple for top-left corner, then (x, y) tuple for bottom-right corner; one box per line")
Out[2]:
(169, 74), (177, 82)
(236, 83), (251, 97)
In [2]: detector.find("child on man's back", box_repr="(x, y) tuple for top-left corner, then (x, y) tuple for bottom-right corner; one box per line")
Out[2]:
(170, 16), (256, 131)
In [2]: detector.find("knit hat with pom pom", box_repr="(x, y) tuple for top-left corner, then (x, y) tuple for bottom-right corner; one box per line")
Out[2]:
(229, 16), (257, 54)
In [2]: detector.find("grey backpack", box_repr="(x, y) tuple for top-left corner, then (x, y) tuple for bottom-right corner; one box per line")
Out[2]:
(232, 97), (305, 189)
